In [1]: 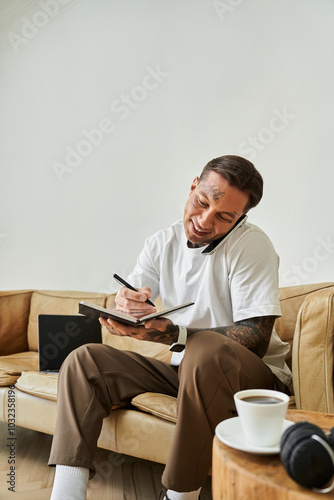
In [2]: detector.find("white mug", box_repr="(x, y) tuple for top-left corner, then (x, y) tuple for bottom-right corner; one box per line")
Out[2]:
(234, 389), (290, 447)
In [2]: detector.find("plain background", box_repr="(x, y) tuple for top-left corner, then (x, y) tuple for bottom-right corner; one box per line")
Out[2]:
(0, 0), (333, 294)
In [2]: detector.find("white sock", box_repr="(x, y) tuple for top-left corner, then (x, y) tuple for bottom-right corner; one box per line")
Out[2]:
(50, 465), (89, 500)
(166, 487), (202, 500)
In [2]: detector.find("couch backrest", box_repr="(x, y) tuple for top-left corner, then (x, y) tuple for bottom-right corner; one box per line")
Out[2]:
(2, 283), (333, 366)
(26, 290), (109, 351)
(0, 290), (33, 356)
(275, 283), (334, 369)
(0, 289), (171, 363)
(292, 285), (334, 412)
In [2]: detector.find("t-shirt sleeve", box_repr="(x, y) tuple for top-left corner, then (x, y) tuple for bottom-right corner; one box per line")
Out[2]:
(227, 229), (282, 322)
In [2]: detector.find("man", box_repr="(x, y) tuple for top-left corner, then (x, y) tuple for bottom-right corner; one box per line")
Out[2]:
(49, 155), (291, 500)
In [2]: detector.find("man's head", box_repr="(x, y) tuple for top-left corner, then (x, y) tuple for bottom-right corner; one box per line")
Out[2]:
(199, 155), (263, 212)
(183, 155), (263, 247)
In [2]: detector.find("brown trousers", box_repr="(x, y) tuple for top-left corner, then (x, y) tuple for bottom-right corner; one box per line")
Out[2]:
(48, 331), (275, 491)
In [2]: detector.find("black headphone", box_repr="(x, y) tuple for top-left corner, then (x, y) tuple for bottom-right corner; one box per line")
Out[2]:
(280, 421), (334, 493)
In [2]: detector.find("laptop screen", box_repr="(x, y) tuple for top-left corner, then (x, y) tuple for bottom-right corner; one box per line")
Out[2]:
(38, 314), (102, 372)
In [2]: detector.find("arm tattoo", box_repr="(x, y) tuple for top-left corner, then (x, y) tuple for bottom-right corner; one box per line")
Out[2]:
(187, 316), (276, 358)
(129, 316), (276, 358)
(132, 324), (180, 345)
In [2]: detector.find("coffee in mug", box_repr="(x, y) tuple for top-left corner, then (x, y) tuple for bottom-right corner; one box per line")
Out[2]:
(240, 395), (283, 404)
(234, 389), (290, 447)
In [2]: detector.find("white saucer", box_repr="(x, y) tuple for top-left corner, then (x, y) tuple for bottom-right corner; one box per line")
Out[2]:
(215, 417), (294, 455)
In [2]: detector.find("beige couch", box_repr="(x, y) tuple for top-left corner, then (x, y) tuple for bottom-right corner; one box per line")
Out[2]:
(0, 283), (334, 466)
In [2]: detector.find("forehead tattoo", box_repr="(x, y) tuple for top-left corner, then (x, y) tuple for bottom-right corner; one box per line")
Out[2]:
(201, 183), (225, 201)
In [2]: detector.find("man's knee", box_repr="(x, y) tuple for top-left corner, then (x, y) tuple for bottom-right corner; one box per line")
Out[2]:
(185, 330), (236, 363)
(181, 330), (240, 377)
(62, 342), (98, 364)
(59, 343), (111, 378)
(181, 330), (273, 391)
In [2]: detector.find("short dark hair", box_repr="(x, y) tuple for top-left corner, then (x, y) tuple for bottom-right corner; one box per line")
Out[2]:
(199, 155), (263, 212)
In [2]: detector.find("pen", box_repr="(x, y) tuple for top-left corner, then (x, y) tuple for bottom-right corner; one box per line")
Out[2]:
(113, 274), (155, 307)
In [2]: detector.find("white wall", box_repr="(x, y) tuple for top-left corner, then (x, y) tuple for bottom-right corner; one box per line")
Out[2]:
(1, 0), (333, 294)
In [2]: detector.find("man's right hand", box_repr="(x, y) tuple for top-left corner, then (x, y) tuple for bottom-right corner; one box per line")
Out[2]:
(114, 286), (156, 318)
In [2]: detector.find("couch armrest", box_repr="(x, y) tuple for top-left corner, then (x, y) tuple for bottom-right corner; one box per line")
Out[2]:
(0, 290), (33, 356)
(292, 286), (334, 413)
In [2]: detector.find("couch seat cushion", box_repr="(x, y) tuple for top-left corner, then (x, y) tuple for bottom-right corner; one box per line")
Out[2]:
(131, 392), (177, 423)
(0, 351), (39, 386)
(15, 370), (123, 410)
(15, 370), (58, 401)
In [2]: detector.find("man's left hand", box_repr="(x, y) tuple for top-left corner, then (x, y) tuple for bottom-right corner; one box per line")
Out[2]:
(99, 316), (178, 345)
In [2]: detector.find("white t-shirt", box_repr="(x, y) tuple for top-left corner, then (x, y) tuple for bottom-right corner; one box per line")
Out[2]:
(127, 218), (292, 386)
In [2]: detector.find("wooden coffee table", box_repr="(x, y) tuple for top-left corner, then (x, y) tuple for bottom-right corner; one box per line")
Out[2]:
(212, 409), (334, 499)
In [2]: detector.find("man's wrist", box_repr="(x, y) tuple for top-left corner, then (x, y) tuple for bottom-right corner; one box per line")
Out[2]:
(169, 326), (187, 352)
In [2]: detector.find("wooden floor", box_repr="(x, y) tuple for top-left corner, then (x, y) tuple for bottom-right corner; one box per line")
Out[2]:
(0, 422), (212, 499)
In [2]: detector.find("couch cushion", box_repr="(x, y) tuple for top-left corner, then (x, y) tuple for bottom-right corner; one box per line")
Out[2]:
(102, 333), (173, 364)
(0, 351), (38, 386)
(292, 286), (334, 413)
(15, 370), (58, 401)
(27, 290), (108, 351)
(15, 370), (130, 413)
(0, 290), (33, 356)
(275, 282), (334, 368)
(131, 392), (177, 423)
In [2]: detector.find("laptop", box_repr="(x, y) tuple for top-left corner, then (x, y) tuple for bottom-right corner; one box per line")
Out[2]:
(38, 314), (102, 373)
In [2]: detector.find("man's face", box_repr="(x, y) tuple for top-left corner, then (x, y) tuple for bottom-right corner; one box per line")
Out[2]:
(183, 170), (250, 247)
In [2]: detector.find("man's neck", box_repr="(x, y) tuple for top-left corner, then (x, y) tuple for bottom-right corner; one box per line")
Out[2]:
(187, 240), (209, 249)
